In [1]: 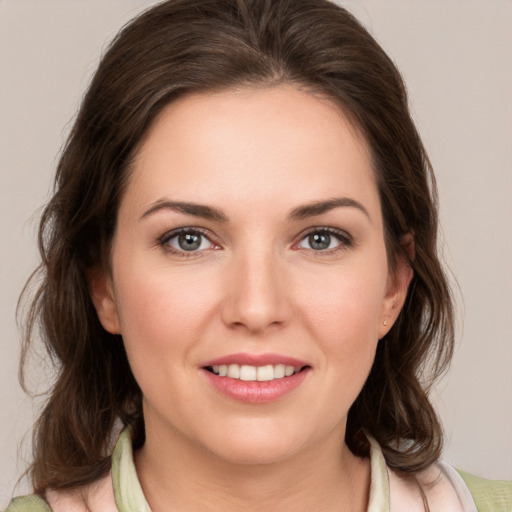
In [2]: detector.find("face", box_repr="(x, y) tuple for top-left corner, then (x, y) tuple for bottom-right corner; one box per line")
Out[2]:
(92, 85), (411, 465)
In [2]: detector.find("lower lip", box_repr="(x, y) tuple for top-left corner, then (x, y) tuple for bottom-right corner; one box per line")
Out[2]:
(202, 368), (310, 404)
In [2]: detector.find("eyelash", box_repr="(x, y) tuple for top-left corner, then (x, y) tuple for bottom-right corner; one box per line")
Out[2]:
(158, 226), (353, 256)
(295, 227), (353, 254)
(158, 227), (218, 257)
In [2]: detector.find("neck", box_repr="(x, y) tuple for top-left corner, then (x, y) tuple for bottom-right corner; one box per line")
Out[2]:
(135, 421), (370, 512)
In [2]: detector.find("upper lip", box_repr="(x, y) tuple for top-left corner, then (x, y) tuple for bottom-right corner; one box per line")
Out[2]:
(201, 353), (309, 368)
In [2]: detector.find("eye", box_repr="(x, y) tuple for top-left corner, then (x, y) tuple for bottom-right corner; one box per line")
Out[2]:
(297, 228), (351, 252)
(160, 228), (217, 254)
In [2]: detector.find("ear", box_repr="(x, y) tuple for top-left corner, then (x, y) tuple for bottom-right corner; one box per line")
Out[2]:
(88, 267), (121, 335)
(378, 234), (414, 339)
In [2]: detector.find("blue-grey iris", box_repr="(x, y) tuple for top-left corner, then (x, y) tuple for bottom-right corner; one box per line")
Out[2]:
(309, 232), (331, 250)
(178, 233), (202, 251)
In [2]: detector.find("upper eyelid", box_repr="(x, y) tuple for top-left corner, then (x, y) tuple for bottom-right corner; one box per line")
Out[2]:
(296, 226), (352, 241)
(160, 226), (214, 242)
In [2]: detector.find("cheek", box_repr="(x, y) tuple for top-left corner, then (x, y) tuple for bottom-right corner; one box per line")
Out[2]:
(295, 258), (387, 380)
(112, 266), (220, 414)
(115, 266), (218, 345)
(116, 274), (167, 344)
(299, 265), (387, 338)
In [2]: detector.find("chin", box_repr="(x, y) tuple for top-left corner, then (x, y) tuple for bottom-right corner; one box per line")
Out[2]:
(211, 440), (299, 466)
(198, 420), (315, 466)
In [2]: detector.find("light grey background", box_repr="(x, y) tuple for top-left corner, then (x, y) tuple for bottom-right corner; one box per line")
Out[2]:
(1, 0), (511, 505)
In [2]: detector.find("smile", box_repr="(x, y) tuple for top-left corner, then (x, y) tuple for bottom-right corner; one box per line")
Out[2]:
(206, 364), (302, 381)
(201, 354), (311, 403)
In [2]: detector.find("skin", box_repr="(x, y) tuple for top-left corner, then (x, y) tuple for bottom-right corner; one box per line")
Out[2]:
(91, 85), (412, 512)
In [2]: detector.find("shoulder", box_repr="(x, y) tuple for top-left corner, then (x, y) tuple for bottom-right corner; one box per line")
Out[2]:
(457, 469), (512, 511)
(388, 461), (473, 511)
(4, 472), (117, 512)
(389, 460), (512, 512)
(3, 495), (52, 512)
(47, 472), (117, 512)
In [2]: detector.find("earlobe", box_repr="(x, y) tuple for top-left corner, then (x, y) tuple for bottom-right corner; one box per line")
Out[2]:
(378, 236), (415, 339)
(88, 268), (121, 335)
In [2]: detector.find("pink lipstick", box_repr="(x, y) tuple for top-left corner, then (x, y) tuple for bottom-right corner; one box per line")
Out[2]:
(201, 353), (310, 404)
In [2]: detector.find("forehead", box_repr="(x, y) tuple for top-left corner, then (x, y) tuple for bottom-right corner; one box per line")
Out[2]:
(125, 85), (378, 219)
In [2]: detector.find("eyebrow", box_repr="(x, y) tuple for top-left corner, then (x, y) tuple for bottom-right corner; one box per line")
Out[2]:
(140, 200), (229, 222)
(140, 196), (370, 223)
(288, 197), (370, 220)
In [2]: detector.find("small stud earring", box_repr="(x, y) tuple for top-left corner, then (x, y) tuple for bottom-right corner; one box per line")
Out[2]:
(383, 320), (389, 326)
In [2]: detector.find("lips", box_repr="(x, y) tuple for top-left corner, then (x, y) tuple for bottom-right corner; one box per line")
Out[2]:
(201, 353), (310, 403)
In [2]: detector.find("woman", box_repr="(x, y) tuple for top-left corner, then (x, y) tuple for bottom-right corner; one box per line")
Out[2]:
(6, 0), (511, 510)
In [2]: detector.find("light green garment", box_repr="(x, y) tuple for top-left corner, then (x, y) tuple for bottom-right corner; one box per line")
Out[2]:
(5, 429), (511, 511)
(457, 469), (512, 511)
(3, 496), (51, 512)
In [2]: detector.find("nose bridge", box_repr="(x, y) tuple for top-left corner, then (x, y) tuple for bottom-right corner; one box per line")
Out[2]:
(222, 242), (289, 333)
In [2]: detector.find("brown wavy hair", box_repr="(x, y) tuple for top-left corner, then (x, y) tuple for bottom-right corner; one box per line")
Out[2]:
(20, 0), (454, 492)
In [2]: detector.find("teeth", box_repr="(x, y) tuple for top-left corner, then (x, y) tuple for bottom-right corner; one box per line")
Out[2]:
(227, 364), (240, 379)
(210, 363), (300, 381)
(240, 365), (257, 381)
(274, 364), (285, 379)
(256, 365), (274, 381)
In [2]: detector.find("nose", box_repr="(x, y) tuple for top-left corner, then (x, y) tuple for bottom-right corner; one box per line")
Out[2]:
(221, 248), (291, 334)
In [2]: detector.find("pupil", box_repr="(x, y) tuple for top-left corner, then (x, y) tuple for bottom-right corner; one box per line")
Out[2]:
(179, 233), (201, 251)
(310, 232), (330, 250)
